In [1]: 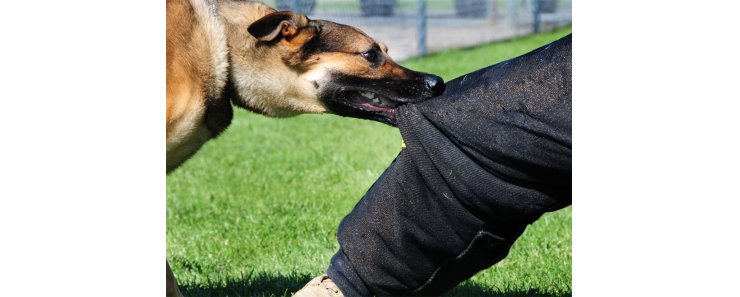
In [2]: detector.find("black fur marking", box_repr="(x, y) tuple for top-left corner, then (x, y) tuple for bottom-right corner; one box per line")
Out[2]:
(204, 79), (235, 138)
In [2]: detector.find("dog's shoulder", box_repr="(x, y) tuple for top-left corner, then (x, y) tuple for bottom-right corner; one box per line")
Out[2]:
(166, 0), (232, 171)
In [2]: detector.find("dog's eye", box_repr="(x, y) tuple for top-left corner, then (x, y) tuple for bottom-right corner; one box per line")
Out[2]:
(360, 50), (378, 63)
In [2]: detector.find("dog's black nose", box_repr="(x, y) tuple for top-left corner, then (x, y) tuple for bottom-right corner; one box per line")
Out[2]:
(425, 75), (445, 96)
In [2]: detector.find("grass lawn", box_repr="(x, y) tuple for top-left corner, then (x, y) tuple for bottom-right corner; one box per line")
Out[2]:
(167, 26), (572, 296)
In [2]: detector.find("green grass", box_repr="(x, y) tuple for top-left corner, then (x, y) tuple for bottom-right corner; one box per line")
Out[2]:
(167, 26), (572, 296)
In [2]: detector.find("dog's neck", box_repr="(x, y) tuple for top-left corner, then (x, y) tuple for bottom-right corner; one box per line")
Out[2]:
(217, 0), (325, 117)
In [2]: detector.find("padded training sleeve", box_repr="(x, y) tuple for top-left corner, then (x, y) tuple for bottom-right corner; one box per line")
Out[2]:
(328, 34), (572, 296)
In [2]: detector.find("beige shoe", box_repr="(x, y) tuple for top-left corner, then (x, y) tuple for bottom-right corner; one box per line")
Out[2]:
(293, 274), (344, 297)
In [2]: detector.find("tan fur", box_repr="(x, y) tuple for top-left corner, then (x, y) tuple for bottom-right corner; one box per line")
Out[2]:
(303, 51), (413, 79)
(167, 0), (229, 172)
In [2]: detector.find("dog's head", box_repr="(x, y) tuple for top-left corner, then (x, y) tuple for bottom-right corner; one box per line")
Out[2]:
(227, 8), (444, 126)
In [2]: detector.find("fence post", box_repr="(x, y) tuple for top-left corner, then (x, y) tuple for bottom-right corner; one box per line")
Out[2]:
(532, 0), (541, 33)
(491, 0), (498, 22)
(507, 0), (518, 27)
(417, 0), (427, 56)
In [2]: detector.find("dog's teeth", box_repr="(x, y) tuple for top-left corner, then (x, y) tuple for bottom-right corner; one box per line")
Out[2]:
(372, 98), (381, 104)
(360, 91), (374, 99)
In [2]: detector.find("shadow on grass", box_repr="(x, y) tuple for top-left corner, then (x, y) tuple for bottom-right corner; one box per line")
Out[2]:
(180, 271), (570, 297)
(446, 282), (571, 297)
(179, 271), (312, 297)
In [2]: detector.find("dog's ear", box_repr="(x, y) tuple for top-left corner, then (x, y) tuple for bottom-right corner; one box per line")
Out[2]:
(248, 11), (309, 42)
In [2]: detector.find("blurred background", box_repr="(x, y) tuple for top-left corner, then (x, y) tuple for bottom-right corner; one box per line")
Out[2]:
(262, 0), (571, 60)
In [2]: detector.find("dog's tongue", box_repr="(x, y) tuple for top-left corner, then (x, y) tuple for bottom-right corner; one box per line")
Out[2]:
(359, 102), (396, 114)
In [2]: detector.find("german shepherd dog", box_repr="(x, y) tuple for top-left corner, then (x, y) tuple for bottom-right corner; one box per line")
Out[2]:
(166, 0), (445, 295)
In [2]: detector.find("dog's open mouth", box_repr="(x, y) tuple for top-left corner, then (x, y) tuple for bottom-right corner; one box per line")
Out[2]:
(324, 89), (403, 126)
(346, 91), (399, 113)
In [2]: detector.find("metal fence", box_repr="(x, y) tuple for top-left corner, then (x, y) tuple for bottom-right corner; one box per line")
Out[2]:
(261, 0), (572, 60)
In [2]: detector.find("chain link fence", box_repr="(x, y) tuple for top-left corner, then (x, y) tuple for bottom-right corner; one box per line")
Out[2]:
(261, 0), (571, 60)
